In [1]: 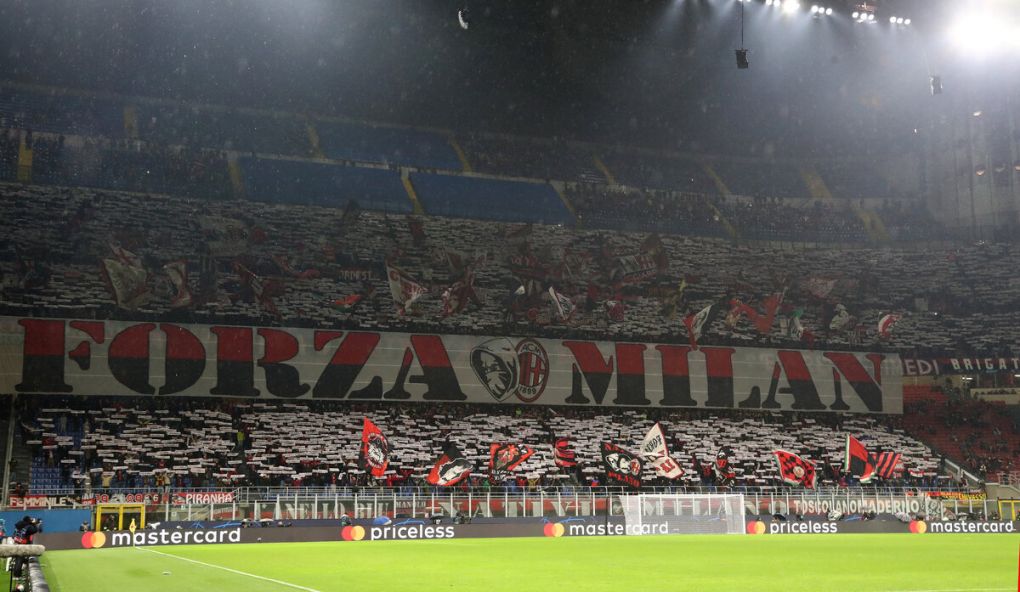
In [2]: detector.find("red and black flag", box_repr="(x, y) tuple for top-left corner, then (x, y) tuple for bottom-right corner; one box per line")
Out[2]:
(713, 449), (736, 485)
(426, 443), (473, 487)
(773, 450), (817, 488)
(873, 452), (902, 480)
(554, 438), (577, 469)
(489, 443), (535, 481)
(601, 442), (643, 489)
(844, 435), (876, 483)
(359, 418), (390, 478)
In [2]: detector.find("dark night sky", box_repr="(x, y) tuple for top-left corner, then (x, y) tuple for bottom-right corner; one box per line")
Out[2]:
(0, 0), (1015, 157)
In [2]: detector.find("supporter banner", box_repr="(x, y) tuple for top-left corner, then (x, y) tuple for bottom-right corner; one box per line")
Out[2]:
(0, 317), (902, 414)
(7, 491), (234, 508)
(901, 356), (1020, 376)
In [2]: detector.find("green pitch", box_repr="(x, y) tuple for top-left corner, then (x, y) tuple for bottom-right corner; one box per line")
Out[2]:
(42, 534), (1017, 592)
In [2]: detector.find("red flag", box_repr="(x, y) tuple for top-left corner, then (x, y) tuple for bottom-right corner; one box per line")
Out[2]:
(844, 435), (876, 483)
(773, 450), (817, 488)
(426, 443), (472, 486)
(554, 438), (577, 468)
(488, 443), (534, 481)
(359, 418), (390, 478)
(873, 452), (902, 480)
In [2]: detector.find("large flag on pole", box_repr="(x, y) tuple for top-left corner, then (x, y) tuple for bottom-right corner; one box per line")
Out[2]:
(488, 443), (535, 481)
(873, 451), (902, 480)
(639, 423), (684, 479)
(844, 435), (876, 483)
(773, 450), (817, 488)
(553, 438), (577, 469)
(359, 418), (390, 478)
(601, 442), (643, 488)
(426, 443), (473, 486)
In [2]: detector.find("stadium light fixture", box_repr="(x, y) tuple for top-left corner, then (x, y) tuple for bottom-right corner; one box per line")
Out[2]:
(782, 0), (800, 14)
(825, 8), (833, 15)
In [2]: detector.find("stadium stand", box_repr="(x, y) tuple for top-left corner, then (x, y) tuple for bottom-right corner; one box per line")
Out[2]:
(600, 150), (718, 194)
(137, 104), (313, 156)
(0, 88), (123, 138)
(408, 172), (572, 225)
(17, 397), (939, 493)
(565, 183), (728, 237)
(316, 121), (461, 170)
(902, 388), (1019, 480)
(239, 157), (411, 211)
(0, 182), (1012, 355)
(710, 161), (808, 200)
(458, 133), (605, 182)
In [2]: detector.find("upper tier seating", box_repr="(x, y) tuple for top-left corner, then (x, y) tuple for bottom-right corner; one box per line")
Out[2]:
(240, 157), (412, 212)
(0, 88), (123, 138)
(0, 183), (1013, 355)
(601, 151), (718, 194)
(409, 173), (573, 225)
(459, 134), (605, 183)
(316, 121), (461, 171)
(137, 104), (312, 156)
(711, 161), (808, 200)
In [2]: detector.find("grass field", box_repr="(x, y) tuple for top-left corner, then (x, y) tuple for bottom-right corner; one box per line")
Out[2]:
(41, 534), (1017, 592)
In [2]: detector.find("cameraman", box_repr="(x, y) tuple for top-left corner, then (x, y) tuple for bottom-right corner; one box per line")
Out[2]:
(11, 516), (42, 577)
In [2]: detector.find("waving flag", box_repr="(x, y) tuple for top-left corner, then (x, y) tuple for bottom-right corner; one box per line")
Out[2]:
(639, 423), (683, 479)
(714, 449), (736, 485)
(601, 442), (643, 489)
(548, 286), (576, 322)
(878, 313), (901, 339)
(726, 292), (784, 334)
(773, 450), (816, 488)
(488, 443), (535, 481)
(163, 260), (193, 309)
(844, 435), (876, 483)
(553, 438), (577, 469)
(426, 443), (473, 487)
(359, 418), (390, 478)
(101, 245), (150, 310)
(386, 261), (428, 316)
(442, 270), (479, 317)
(684, 302), (723, 349)
(873, 451), (902, 480)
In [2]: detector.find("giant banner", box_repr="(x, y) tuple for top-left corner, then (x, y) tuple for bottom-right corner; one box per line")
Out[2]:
(0, 317), (902, 413)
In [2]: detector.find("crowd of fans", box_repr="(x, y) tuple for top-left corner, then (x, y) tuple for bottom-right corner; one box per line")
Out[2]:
(566, 183), (726, 236)
(1, 183), (1015, 356)
(25, 133), (231, 200)
(14, 396), (943, 495)
(903, 389), (1019, 480)
(724, 197), (869, 243)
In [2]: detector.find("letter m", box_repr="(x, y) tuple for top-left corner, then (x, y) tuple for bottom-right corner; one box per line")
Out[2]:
(823, 353), (885, 412)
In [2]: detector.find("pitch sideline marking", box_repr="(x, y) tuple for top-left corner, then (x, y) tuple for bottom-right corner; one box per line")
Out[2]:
(883, 588), (1012, 592)
(137, 546), (323, 592)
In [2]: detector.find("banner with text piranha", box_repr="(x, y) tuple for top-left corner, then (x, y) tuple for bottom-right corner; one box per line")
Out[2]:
(0, 317), (902, 413)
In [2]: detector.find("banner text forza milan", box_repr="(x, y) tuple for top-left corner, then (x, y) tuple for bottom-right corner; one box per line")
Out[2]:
(0, 318), (902, 413)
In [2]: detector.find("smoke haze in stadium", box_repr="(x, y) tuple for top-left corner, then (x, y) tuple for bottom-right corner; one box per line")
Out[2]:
(0, 0), (1016, 157)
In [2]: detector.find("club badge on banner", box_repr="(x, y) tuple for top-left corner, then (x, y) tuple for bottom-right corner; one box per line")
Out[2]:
(0, 317), (902, 414)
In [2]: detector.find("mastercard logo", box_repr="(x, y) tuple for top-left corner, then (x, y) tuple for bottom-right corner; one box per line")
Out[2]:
(543, 523), (565, 538)
(746, 521), (766, 535)
(81, 532), (107, 549)
(341, 526), (366, 541)
(909, 520), (927, 534)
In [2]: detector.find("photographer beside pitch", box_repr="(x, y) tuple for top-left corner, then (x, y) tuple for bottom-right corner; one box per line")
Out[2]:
(10, 515), (42, 577)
